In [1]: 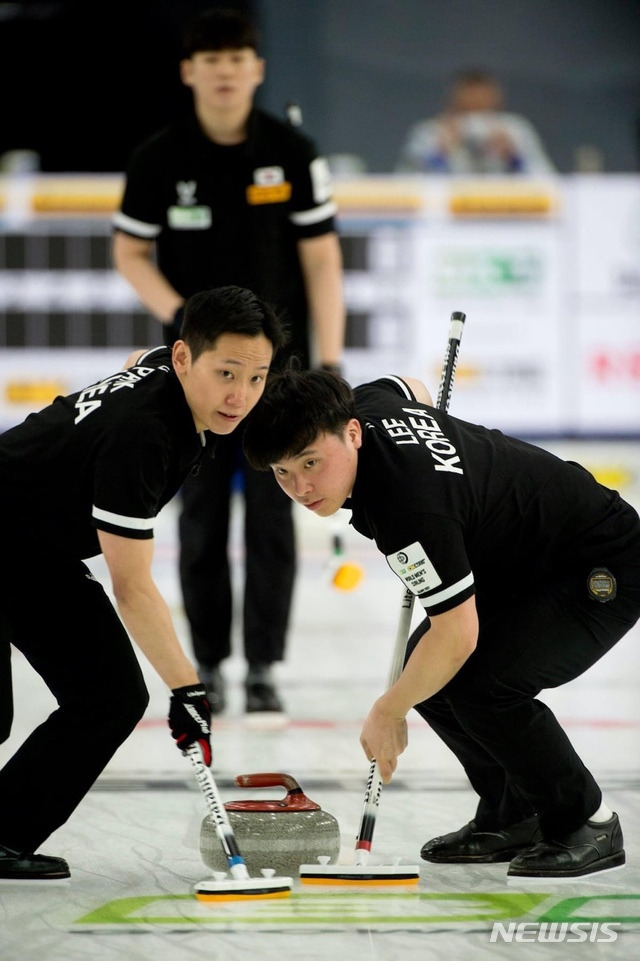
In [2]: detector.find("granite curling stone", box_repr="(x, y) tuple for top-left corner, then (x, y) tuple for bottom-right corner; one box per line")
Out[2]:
(200, 772), (341, 876)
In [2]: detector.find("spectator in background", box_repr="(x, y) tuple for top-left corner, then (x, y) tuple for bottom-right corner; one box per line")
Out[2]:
(112, 8), (345, 719)
(397, 68), (555, 175)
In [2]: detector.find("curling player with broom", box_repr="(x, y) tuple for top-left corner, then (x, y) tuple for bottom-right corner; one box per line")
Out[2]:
(242, 348), (640, 881)
(0, 287), (286, 883)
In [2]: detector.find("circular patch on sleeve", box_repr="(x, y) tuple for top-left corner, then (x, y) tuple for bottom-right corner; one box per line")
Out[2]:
(587, 568), (617, 603)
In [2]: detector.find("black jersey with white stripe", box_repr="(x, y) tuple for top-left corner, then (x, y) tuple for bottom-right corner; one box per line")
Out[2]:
(0, 348), (203, 560)
(113, 108), (337, 364)
(349, 376), (639, 616)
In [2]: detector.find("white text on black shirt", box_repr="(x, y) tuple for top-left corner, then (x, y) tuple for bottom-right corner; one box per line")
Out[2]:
(380, 408), (464, 474)
(74, 366), (168, 425)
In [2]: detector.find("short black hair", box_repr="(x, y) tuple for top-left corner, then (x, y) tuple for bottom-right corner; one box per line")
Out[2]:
(243, 368), (357, 470)
(453, 68), (497, 87)
(182, 7), (259, 57)
(180, 286), (288, 362)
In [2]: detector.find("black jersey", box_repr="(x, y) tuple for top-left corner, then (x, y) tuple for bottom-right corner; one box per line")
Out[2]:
(113, 108), (337, 363)
(349, 377), (640, 616)
(0, 348), (204, 561)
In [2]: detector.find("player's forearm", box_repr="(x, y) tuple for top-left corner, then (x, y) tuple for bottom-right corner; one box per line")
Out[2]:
(113, 247), (183, 324)
(113, 581), (198, 690)
(299, 235), (345, 364)
(310, 279), (345, 364)
(380, 623), (476, 717)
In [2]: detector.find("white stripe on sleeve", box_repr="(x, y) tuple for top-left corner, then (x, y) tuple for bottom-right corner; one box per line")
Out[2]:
(289, 200), (338, 226)
(420, 572), (475, 610)
(133, 346), (166, 365)
(92, 506), (155, 531)
(381, 375), (414, 399)
(112, 211), (161, 239)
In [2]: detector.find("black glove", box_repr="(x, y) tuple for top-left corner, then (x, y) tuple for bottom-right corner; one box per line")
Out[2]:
(319, 362), (343, 378)
(169, 684), (212, 766)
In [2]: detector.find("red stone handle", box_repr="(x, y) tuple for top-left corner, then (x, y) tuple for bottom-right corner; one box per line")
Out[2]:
(235, 772), (300, 791)
(224, 772), (321, 811)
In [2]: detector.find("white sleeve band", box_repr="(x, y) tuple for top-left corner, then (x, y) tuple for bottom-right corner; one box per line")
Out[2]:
(381, 375), (414, 399)
(289, 200), (338, 226)
(420, 572), (475, 610)
(92, 506), (155, 530)
(112, 211), (161, 239)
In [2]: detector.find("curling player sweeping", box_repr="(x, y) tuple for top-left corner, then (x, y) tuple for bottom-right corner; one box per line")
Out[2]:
(243, 310), (640, 881)
(296, 310), (463, 886)
(0, 286), (288, 885)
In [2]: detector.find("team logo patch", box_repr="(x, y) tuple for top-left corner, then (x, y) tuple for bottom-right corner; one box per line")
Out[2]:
(253, 166), (285, 185)
(310, 156), (332, 203)
(168, 181), (212, 227)
(587, 568), (617, 603)
(386, 541), (442, 595)
(176, 180), (197, 205)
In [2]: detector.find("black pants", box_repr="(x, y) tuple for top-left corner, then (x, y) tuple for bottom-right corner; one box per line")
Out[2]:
(0, 561), (149, 853)
(406, 563), (640, 840)
(179, 431), (296, 668)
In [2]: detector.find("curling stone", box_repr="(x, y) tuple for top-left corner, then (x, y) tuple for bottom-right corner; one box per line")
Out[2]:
(200, 773), (341, 877)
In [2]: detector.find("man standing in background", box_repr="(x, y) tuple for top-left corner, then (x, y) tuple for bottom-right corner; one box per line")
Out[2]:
(113, 7), (345, 718)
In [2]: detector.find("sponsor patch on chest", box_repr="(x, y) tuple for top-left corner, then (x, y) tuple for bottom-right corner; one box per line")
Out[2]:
(386, 541), (442, 595)
(168, 206), (212, 229)
(246, 183), (292, 204)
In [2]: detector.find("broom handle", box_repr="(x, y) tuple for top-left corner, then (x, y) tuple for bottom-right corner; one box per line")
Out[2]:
(355, 588), (414, 863)
(355, 310), (466, 865)
(185, 744), (250, 881)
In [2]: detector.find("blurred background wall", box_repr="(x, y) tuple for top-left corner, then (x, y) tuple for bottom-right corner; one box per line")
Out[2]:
(0, 0), (638, 439)
(1, 0), (639, 174)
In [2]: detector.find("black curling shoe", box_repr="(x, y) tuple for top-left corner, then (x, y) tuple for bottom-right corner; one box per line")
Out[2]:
(198, 665), (226, 715)
(421, 816), (540, 863)
(245, 664), (284, 713)
(245, 679), (284, 713)
(508, 813), (625, 879)
(0, 844), (70, 880)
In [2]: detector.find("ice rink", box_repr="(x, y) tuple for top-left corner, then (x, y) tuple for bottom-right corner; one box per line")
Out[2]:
(1, 439), (639, 961)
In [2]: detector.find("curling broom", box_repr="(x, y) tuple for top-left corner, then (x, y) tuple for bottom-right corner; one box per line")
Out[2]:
(187, 744), (293, 901)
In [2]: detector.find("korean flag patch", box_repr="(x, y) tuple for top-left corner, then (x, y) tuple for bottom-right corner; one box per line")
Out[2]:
(386, 541), (442, 596)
